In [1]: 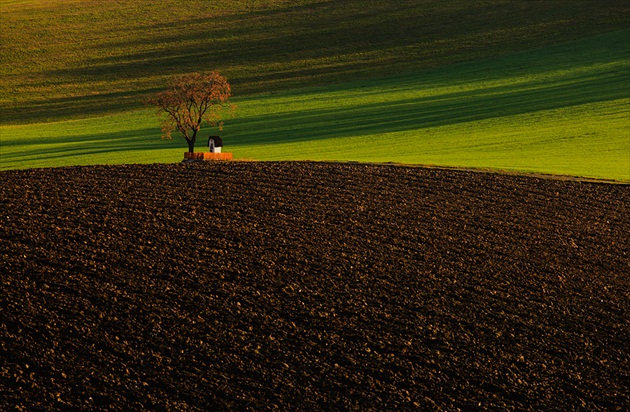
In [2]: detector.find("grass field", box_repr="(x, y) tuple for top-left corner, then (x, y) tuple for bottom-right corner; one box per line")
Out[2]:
(0, 1), (628, 179)
(1, 30), (628, 180)
(2, 0), (628, 124)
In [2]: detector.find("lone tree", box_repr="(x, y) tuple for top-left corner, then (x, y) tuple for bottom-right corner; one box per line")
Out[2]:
(148, 71), (234, 153)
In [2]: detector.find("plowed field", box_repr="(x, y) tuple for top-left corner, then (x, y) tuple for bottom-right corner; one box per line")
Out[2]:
(1, 162), (628, 411)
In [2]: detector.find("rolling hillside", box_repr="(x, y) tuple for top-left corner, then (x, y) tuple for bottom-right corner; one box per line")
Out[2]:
(1, 28), (628, 180)
(1, 0), (628, 124)
(1, 2), (629, 409)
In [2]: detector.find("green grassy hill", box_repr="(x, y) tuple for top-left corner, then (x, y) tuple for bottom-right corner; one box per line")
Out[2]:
(1, 0), (627, 124)
(0, 0), (628, 179)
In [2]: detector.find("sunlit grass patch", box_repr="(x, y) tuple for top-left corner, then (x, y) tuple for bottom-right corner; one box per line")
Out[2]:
(1, 30), (628, 181)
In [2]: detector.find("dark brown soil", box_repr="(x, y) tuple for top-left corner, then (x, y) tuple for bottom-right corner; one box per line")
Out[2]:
(1, 161), (628, 411)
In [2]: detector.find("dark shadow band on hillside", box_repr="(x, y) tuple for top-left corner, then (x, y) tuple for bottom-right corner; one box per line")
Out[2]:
(3, 3), (628, 126)
(4, 31), (627, 129)
(8, 57), (609, 158)
(0, 90), (148, 126)
(0, 128), (178, 167)
(228, 65), (629, 147)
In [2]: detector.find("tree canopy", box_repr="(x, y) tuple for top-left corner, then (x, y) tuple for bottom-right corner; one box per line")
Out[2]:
(148, 71), (234, 152)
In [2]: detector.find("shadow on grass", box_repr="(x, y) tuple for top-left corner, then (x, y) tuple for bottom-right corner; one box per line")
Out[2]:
(5, 57), (621, 168)
(0, 127), (185, 169)
(3, 2), (627, 125)
(0, 90), (150, 126)
(229, 62), (629, 147)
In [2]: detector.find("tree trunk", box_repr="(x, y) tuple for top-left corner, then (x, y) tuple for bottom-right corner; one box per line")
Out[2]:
(187, 130), (198, 153)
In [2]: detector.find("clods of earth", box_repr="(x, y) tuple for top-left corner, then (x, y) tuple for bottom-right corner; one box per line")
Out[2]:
(1, 161), (628, 411)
